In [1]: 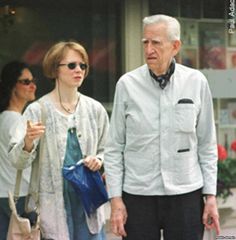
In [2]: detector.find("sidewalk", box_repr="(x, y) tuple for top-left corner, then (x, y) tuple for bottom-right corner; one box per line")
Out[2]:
(105, 203), (236, 240)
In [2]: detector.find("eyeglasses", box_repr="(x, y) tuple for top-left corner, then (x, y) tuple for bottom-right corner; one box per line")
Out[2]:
(57, 62), (88, 70)
(17, 78), (37, 85)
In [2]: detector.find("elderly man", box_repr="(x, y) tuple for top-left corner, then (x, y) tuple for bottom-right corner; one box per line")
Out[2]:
(104, 14), (220, 240)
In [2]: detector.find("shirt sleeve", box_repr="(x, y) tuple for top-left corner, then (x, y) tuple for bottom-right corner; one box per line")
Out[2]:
(8, 102), (41, 170)
(196, 73), (218, 195)
(104, 79), (127, 198)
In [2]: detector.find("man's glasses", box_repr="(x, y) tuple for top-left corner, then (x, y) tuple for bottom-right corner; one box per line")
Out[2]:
(58, 62), (88, 70)
(17, 78), (37, 86)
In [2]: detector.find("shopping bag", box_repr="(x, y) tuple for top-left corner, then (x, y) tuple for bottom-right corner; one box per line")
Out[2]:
(62, 160), (108, 216)
(7, 192), (40, 240)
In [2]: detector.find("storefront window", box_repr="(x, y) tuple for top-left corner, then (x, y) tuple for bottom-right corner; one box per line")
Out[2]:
(203, 0), (225, 19)
(199, 22), (226, 69)
(149, 0), (179, 17)
(180, 0), (201, 19)
(148, 0), (230, 70)
(0, 0), (121, 102)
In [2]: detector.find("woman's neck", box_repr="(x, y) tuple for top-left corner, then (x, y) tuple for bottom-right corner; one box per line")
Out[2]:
(52, 84), (80, 114)
(54, 82), (78, 102)
(7, 99), (25, 113)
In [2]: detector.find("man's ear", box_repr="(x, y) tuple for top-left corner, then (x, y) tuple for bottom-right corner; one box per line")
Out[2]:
(172, 40), (181, 56)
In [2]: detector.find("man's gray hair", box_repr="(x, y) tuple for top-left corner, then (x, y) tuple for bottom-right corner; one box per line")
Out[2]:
(143, 14), (181, 41)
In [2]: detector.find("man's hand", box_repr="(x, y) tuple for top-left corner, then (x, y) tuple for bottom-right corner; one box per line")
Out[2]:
(110, 197), (127, 237)
(202, 195), (220, 235)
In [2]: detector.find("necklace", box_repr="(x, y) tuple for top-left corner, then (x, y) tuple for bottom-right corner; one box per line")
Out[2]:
(57, 87), (80, 114)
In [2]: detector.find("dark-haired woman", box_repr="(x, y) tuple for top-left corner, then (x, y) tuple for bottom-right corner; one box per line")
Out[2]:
(0, 61), (36, 239)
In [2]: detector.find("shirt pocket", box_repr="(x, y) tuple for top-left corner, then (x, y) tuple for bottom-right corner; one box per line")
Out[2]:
(173, 152), (201, 185)
(174, 103), (197, 133)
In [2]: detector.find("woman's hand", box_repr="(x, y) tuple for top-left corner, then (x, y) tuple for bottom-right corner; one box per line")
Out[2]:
(83, 156), (102, 171)
(23, 120), (45, 152)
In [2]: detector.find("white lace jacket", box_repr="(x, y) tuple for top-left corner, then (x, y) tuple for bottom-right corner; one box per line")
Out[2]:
(9, 93), (109, 239)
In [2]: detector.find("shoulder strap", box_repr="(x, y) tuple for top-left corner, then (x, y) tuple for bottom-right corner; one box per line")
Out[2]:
(13, 170), (23, 201)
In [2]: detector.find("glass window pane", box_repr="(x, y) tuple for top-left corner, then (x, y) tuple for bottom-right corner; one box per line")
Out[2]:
(203, 0), (225, 19)
(0, 0), (121, 102)
(199, 22), (226, 69)
(149, 0), (179, 17)
(180, 0), (201, 18)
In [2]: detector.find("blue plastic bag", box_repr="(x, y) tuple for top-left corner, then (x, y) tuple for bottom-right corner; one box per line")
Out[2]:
(62, 160), (108, 216)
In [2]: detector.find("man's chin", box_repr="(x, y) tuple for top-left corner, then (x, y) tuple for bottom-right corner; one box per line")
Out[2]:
(146, 61), (157, 70)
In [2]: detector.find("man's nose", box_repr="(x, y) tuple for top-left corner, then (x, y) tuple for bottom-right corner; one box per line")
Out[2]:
(145, 43), (155, 54)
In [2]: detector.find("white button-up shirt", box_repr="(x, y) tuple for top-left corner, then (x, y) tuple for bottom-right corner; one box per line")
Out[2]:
(104, 63), (217, 198)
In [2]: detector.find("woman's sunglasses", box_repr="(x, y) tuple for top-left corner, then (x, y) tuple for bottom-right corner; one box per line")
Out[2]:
(17, 78), (37, 85)
(58, 62), (88, 70)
